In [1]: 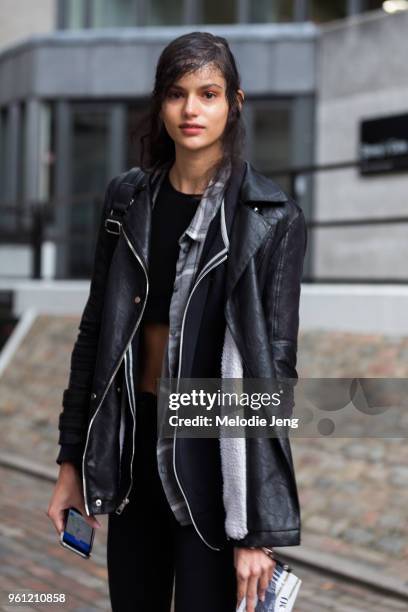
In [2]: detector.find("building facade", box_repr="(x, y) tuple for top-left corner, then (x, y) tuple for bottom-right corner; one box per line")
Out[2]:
(0, 0), (394, 282)
(315, 9), (408, 282)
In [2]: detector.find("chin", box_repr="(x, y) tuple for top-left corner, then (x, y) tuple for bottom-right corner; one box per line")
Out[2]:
(177, 141), (209, 152)
(177, 137), (218, 152)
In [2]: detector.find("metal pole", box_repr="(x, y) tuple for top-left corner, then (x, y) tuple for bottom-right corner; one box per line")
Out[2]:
(294, 0), (309, 22)
(31, 204), (43, 280)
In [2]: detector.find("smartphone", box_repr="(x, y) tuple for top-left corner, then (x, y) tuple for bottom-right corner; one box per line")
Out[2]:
(59, 507), (95, 559)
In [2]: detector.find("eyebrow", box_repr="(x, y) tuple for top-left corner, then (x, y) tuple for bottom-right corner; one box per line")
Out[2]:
(169, 83), (224, 91)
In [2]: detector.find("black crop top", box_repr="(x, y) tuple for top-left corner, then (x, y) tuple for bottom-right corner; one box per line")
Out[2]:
(142, 171), (202, 324)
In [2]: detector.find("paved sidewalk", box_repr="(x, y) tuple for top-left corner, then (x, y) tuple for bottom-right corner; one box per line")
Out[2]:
(0, 466), (110, 611)
(1, 466), (407, 612)
(0, 315), (408, 609)
(296, 329), (408, 573)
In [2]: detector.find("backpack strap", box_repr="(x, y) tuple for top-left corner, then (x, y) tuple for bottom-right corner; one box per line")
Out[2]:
(104, 167), (147, 236)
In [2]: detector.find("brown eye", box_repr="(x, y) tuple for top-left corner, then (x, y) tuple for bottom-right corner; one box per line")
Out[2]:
(204, 91), (216, 99)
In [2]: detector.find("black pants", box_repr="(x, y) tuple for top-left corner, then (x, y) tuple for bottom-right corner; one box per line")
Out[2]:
(107, 391), (237, 612)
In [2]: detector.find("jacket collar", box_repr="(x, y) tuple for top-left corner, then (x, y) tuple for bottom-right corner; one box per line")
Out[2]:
(121, 159), (288, 285)
(147, 158), (288, 206)
(239, 160), (288, 205)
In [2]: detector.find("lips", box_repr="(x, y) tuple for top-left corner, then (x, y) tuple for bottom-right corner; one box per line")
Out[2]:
(179, 124), (205, 136)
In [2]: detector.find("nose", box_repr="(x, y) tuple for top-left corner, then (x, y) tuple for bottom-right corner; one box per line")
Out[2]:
(182, 94), (199, 116)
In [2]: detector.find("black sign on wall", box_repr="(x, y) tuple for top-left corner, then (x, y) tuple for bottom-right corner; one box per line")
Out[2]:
(359, 113), (408, 175)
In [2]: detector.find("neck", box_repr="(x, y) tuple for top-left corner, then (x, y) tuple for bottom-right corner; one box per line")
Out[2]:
(169, 146), (222, 195)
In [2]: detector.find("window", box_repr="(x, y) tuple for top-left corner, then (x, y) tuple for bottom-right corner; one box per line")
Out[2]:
(249, 0), (294, 23)
(61, 0), (140, 28)
(145, 0), (183, 25)
(17, 103), (25, 205)
(38, 104), (53, 204)
(70, 105), (109, 277)
(65, 0), (85, 28)
(126, 103), (147, 168)
(309, 0), (346, 22)
(202, 0), (236, 24)
(365, 0), (384, 10)
(91, 0), (138, 27)
(0, 109), (6, 203)
(250, 99), (292, 192)
(0, 104), (24, 229)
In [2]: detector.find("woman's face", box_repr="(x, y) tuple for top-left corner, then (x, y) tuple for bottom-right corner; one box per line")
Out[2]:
(160, 64), (243, 157)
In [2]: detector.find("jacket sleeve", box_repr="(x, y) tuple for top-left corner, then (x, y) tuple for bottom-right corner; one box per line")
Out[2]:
(263, 207), (307, 381)
(229, 207), (307, 549)
(56, 177), (118, 468)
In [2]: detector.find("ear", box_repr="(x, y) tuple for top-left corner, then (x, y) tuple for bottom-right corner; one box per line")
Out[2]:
(237, 89), (245, 112)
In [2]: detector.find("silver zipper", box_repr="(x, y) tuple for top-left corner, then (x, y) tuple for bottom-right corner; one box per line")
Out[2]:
(115, 344), (137, 515)
(82, 227), (149, 516)
(172, 249), (228, 552)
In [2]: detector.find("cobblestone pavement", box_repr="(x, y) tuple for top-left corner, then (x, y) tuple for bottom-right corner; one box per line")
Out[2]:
(1, 316), (408, 608)
(296, 329), (408, 571)
(299, 330), (408, 378)
(1, 466), (407, 612)
(0, 467), (110, 611)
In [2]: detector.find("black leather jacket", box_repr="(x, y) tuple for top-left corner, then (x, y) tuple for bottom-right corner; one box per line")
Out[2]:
(57, 159), (307, 550)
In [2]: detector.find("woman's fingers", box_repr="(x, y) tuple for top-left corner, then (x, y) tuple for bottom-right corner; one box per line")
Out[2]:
(83, 511), (102, 530)
(236, 570), (249, 610)
(74, 497), (102, 530)
(234, 547), (276, 611)
(236, 569), (268, 612)
(47, 501), (101, 538)
(46, 504), (66, 535)
(257, 564), (272, 604)
(46, 474), (102, 540)
(56, 507), (67, 534)
(245, 574), (259, 612)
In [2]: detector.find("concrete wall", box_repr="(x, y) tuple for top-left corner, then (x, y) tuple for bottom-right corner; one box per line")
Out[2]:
(0, 23), (317, 105)
(0, 0), (55, 50)
(314, 10), (408, 280)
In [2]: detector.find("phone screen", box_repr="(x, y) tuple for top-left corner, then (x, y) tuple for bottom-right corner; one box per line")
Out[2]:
(62, 508), (94, 557)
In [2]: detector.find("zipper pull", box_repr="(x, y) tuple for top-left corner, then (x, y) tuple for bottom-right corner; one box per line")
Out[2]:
(115, 497), (130, 515)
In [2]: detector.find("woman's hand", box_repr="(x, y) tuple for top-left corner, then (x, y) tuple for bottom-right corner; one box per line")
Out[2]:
(234, 547), (275, 612)
(46, 462), (102, 534)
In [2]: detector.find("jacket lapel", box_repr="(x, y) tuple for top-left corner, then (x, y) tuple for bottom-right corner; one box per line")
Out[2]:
(120, 175), (155, 271)
(225, 161), (288, 300)
(225, 205), (272, 299)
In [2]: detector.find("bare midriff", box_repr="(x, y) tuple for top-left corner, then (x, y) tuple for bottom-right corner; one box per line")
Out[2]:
(136, 322), (170, 395)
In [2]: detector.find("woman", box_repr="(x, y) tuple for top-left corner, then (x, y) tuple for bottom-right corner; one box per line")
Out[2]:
(47, 31), (307, 612)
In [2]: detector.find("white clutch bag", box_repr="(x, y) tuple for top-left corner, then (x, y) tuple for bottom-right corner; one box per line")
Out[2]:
(237, 559), (302, 612)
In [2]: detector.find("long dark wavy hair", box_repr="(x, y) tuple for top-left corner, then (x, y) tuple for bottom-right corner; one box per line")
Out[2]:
(134, 31), (246, 188)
